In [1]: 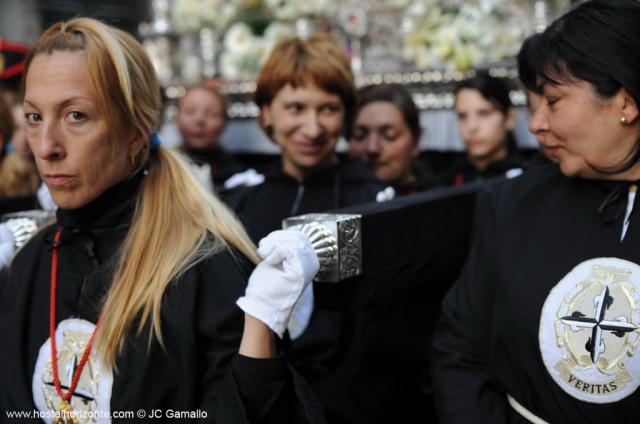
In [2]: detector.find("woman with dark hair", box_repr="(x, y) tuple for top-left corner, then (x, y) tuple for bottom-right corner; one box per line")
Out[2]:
(432, 1), (640, 422)
(0, 17), (325, 423)
(443, 70), (523, 185)
(348, 83), (438, 195)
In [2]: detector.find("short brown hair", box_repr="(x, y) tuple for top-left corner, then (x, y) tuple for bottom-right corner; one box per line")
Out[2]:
(254, 33), (356, 134)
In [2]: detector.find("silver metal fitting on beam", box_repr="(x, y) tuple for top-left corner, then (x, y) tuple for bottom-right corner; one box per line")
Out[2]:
(283, 213), (362, 283)
(2, 210), (56, 249)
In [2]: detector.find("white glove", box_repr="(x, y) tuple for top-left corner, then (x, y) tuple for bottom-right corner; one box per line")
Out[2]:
(237, 229), (319, 338)
(37, 183), (57, 211)
(376, 186), (396, 202)
(0, 224), (16, 269)
(286, 283), (314, 340)
(223, 169), (265, 190)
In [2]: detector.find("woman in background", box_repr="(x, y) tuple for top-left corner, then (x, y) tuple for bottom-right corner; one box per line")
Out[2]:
(348, 83), (438, 195)
(443, 70), (523, 185)
(226, 33), (381, 242)
(176, 85), (245, 191)
(226, 34), (437, 424)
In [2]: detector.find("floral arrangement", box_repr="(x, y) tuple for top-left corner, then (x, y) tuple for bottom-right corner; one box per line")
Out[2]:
(401, 0), (530, 70)
(168, 0), (538, 80)
(172, 0), (245, 32)
(263, 0), (337, 21)
(219, 21), (295, 79)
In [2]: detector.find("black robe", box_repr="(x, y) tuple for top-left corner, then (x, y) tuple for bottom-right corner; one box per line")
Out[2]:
(224, 158), (383, 242)
(440, 154), (524, 186)
(432, 164), (640, 423)
(0, 193), (39, 215)
(392, 164), (440, 197)
(182, 146), (246, 189)
(226, 159), (438, 423)
(0, 169), (325, 423)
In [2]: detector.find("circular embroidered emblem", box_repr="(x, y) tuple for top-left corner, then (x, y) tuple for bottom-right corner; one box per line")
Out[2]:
(32, 318), (113, 423)
(540, 258), (640, 403)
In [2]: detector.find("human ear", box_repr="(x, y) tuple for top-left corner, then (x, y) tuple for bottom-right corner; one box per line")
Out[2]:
(260, 105), (274, 138)
(618, 87), (639, 125)
(128, 130), (148, 160)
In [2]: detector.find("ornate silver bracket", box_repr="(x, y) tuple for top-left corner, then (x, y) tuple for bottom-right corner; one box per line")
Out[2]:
(283, 213), (362, 283)
(2, 210), (56, 249)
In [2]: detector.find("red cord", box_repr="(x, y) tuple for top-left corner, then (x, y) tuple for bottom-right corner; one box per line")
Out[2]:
(49, 229), (101, 403)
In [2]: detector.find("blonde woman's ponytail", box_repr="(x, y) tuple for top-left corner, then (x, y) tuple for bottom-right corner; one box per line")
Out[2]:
(97, 147), (259, 367)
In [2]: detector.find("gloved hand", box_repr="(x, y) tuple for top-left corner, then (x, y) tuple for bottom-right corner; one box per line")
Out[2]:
(223, 169), (265, 190)
(287, 283), (314, 340)
(0, 223), (16, 269)
(237, 229), (319, 338)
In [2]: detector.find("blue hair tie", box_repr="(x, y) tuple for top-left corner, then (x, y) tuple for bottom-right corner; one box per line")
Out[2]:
(150, 132), (161, 150)
(4, 142), (15, 153)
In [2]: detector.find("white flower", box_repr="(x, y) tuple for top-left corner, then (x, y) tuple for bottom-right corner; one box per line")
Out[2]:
(220, 50), (241, 79)
(172, 0), (240, 31)
(224, 22), (255, 55)
(264, 21), (295, 44)
(381, 0), (413, 10)
(401, 0), (529, 70)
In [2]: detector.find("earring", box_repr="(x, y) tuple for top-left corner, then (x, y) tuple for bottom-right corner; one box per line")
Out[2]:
(621, 116), (628, 125)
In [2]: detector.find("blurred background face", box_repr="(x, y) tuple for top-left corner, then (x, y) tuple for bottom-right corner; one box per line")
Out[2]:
(349, 101), (418, 185)
(261, 83), (344, 180)
(11, 103), (31, 156)
(176, 87), (226, 151)
(455, 88), (513, 163)
(24, 51), (139, 209)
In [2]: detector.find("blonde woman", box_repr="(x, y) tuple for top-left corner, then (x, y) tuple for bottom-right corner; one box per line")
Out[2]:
(0, 18), (324, 423)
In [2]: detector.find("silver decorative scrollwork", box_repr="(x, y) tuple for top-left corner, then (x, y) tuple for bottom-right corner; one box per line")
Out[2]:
(283, 213), (362, 283)
(289, 222), (338, 273)
(3, 210), (56, 249)
(337, 219), (361, 280)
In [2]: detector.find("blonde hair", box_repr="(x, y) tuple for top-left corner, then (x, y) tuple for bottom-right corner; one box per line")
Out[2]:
(23, 18), (259, 367)
(0, 97), (39, 196)
(0, 152), (40, 196)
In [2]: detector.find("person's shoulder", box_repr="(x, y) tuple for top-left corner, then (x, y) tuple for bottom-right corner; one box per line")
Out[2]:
(6, 223), (56, 276)
(219, 170), (269, 211)
(338, 157), (380, 183)
(486, 162), (565, 213)
(189, 243), (254, 298)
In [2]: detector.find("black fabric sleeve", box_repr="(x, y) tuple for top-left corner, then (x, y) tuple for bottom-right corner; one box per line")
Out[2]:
(231, 354), (287, 422)
(196, 250), (326, 424)
(431, 187), (508, 424)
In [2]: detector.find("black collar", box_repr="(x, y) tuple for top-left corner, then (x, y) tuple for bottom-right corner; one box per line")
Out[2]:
(55, 169), (145, 230)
